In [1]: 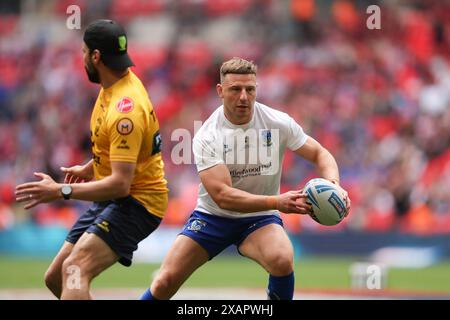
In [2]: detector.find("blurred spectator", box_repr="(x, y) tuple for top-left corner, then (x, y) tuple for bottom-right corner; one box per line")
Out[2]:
(1, 0), (449, 235)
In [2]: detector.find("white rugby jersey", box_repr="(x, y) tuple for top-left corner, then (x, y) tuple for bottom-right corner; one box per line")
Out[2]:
(193, 102), (308, 218)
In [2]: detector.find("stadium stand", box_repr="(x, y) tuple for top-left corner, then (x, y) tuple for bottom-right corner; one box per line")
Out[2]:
(0, 0), (449, 237)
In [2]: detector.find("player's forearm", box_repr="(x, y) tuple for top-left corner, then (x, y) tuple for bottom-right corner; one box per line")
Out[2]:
(315, 148), (340, 183)
(60, 175), (130, 202)
(216, 187), (276, 213)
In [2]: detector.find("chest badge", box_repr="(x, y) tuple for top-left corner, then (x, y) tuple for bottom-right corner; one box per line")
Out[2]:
(116, 97), (134, 113)
(117, 118), (134, 135)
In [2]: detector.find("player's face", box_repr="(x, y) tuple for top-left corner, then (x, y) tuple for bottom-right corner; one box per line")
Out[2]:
(217, 73), (257, 125)
(82, 43), (100, 84)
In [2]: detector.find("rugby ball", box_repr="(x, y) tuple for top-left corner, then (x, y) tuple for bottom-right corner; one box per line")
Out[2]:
(304, 178), (346, 226)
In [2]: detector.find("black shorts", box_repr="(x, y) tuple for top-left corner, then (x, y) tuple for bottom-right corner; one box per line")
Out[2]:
(66, 196), (161, 266)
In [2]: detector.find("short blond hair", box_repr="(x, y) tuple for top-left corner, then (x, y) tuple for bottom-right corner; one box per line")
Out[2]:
(220, 57), (257, 83)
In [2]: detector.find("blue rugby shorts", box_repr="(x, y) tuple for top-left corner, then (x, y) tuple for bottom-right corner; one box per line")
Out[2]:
(180, 210), (283, 259)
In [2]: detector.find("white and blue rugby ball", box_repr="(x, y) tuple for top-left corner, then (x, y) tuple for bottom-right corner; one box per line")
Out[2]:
(304, 178), (347, 226)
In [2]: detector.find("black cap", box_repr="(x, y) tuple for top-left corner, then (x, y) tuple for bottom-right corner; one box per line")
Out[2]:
(83, 19), (135, 70)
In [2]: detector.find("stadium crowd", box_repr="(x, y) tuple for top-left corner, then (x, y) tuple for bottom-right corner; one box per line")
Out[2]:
(0, 0), (449, 235)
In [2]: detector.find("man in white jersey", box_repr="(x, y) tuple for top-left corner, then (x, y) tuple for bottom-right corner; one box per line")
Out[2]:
(141, 57), (351, 300)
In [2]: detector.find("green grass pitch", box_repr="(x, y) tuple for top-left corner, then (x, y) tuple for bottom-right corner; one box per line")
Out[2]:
(1, 255), (450, 294)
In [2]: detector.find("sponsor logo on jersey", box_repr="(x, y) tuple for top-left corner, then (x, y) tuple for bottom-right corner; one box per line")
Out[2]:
(96, 220), (110, 233)
(116, 97), (134, 113)
(151, 131), (162, 155)
(116, 118), (134, 135)
(261, 129), (272, 147)
(117, 139), (130, 150)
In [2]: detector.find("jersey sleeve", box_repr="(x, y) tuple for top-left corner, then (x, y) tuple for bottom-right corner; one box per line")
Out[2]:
(107, 104), (145, 163)
(285, 115), (308, 151)
(193, 130), (224, 172)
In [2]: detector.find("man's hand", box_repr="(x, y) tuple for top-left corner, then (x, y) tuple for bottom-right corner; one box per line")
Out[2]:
(276, 190), (312, 214)
(15, 173), (61, 209)
(60, 164), (93, 184)
(331, 182), (351, 218)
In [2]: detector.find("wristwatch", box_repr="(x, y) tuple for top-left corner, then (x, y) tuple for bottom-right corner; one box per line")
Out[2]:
(61, 185), (73, 200)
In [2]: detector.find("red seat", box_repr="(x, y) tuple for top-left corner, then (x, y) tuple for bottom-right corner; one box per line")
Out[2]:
(0, 15), (19, 37)
(127, 46), (168, 75)
(205, 0), (254, 16)
(111, 0), (165, 22)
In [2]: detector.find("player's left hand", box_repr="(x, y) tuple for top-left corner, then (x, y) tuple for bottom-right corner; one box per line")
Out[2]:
(15, 173), (61, 209)
(334, 183), (351, 218)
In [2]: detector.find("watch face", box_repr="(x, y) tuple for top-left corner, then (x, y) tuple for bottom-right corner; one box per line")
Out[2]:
(62, 185), (72, 195)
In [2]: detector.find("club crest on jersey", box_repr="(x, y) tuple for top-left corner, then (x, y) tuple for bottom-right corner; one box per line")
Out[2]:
(186, 219), (206, 233)
(116, 118), (134, 135)
(261, 129), (272, 147)
(116, 97), (134, 113)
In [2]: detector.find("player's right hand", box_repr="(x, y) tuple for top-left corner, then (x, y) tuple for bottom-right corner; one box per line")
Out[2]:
(60, 165), (93, 184)
(15, 172), (60, 209)
(276, 190), (312, 214)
